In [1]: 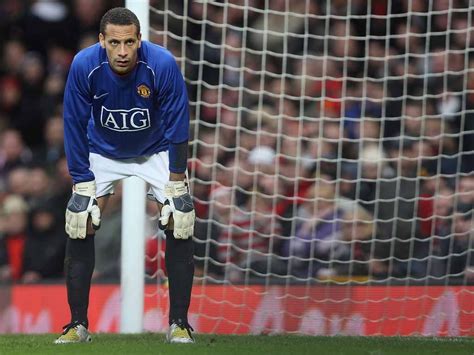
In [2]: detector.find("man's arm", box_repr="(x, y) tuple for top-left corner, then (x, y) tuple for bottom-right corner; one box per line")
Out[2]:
(63, 56), (101, 238)
(158, 54), (194, 239)
(63, 56), (95, 183)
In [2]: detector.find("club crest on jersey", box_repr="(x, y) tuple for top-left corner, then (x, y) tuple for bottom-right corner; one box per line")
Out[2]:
(137, 84), (151, 98)
(100, 107), (151, 132)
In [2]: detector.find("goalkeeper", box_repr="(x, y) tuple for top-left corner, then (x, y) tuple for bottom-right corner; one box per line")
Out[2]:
(55, 7), (195, 344)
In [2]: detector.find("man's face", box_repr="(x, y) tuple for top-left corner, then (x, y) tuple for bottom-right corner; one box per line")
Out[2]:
(99, 24), (141, 75)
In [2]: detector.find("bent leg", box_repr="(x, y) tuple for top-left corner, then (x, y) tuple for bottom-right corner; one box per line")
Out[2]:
(164, 229), (194, 325)
(65, 195), (110, 327)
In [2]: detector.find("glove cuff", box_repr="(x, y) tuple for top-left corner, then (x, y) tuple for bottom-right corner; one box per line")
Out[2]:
(74, 180), (96, 197)
(165, 181), (187, 198)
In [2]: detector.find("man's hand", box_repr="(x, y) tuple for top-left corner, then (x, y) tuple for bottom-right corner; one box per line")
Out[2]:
(159, 181), (195, 239)
(65, 180), (101, 239)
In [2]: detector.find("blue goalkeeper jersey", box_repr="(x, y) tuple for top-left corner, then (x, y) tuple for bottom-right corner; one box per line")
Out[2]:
(63, 41), (190, 184)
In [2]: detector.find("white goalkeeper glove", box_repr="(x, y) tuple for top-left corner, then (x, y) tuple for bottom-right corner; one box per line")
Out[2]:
(159, 181), (195, 239)
(65, 180), (101, 239)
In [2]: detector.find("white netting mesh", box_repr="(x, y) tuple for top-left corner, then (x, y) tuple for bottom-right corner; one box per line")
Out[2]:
(146, 0), (474, 335)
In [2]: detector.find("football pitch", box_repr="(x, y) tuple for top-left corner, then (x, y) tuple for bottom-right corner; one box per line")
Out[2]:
(0, 334), (473, 355)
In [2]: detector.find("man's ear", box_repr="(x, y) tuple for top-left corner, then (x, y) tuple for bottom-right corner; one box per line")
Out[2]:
(99, 33), (105, 48)
(138, 33), (142, 48)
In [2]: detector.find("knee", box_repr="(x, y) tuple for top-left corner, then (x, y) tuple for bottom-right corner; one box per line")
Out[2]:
(165, 234), (194, 262)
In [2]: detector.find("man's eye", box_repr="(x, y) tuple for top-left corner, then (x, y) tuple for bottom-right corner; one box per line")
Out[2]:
(127, 40), (135, 45)
(110, 41), (118, 46)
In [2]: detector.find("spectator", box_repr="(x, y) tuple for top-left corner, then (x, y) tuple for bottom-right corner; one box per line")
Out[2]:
(456, 175), (474, 212)
(21, 0), (76, 55)
(41, 71), (66, 116)
(281, 175), (345, 278)
(248, 0), (308, 54)
(357, 142), (429, 277)
(415, 184), (456, 277)
(421, 117), (458, 176)
(0, 194), (29, 282)
(333, 205), (375, 276)
(25, 165), (65, 224)
(217, 184), (282, 281)
(32, 114), (65, 172)
(1, 39), (26, 76)
(71, 0), (106, 41)
(21, 203), (66, 283)
(0, 129), (32, 183)
(14, 52), (46, 147)
(0, 208), (9, 282)
(0, 75), (21, 119)
(194, 185), (233, 278)
(441, 208), (474, 278)
(6, 167), (30, 198)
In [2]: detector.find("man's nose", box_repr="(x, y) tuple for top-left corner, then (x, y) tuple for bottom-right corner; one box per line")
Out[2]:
(118, 44), (127, 57)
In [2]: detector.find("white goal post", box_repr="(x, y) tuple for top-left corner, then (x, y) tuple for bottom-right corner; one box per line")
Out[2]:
(122, 0), (149, 335)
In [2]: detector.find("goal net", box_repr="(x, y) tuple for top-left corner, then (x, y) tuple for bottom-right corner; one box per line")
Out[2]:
(146, 0), (474, 336)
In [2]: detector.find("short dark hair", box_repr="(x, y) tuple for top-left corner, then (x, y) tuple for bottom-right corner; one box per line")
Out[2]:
(100, 7), (141, 35)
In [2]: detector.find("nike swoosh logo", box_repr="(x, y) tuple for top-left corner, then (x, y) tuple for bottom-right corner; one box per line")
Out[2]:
(93, 92), (109, 99)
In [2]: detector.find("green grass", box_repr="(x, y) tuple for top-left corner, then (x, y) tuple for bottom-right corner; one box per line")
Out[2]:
(0, 334), (472, 355)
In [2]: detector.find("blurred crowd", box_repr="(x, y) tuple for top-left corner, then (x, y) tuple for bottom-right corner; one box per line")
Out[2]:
(1, 0), (473, 285)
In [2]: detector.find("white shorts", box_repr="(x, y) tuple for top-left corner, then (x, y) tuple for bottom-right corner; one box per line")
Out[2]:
(89, 152), (170, 203)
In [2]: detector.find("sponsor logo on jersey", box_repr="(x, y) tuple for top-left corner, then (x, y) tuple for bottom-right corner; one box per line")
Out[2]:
(137, 84), (151, 98)
(93, 92), (109, 100)
(100, 107), (151, 132)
